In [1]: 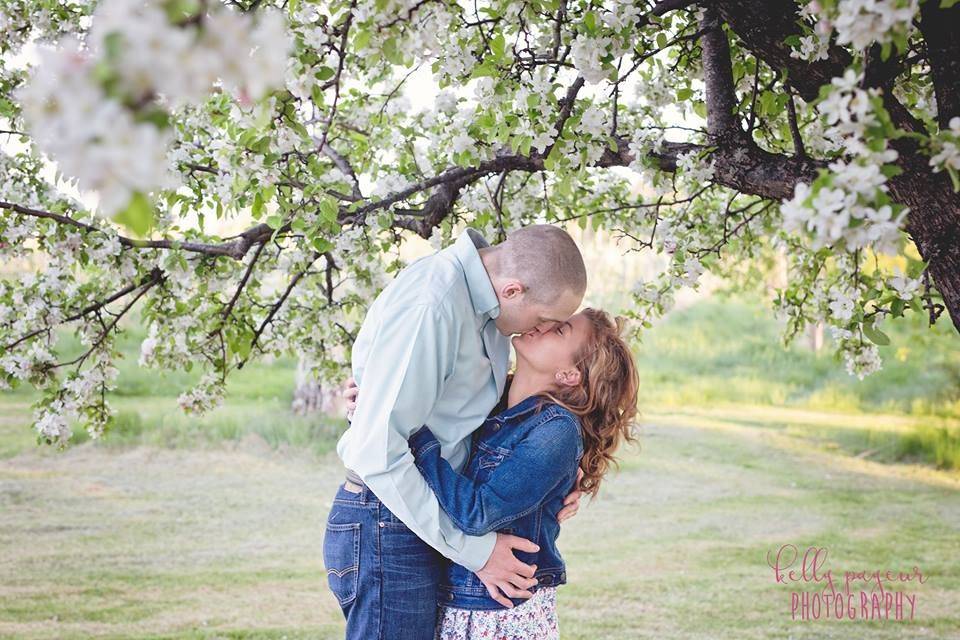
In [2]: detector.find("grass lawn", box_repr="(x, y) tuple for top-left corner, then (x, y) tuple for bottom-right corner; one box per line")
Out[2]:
(2, 296), (958, 638)
(1, 396), (958, 639)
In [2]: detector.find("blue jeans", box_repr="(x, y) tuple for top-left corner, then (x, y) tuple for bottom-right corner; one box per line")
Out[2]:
(323, 481), (445, 639)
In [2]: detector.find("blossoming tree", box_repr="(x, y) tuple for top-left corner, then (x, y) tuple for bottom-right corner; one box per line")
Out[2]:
(1, 0), (958, 447)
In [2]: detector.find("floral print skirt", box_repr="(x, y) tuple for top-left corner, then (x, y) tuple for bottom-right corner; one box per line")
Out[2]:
(435, 586), (559, 640)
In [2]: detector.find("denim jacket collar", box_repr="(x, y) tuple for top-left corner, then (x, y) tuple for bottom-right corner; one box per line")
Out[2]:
(488, 392), (548, 425)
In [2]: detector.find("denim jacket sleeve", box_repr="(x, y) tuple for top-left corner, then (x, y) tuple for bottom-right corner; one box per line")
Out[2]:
(408, 413), (581, 536)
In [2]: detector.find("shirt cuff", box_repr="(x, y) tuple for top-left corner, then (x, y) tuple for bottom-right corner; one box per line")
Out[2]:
(457, 529), (498, 573)
(408, 425), (440, 459)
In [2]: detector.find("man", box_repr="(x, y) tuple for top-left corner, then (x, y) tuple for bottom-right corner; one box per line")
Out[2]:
(323, 224), (587, 639)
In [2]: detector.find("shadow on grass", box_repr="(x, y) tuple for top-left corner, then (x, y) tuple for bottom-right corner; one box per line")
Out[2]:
(647, 405), (960, 472)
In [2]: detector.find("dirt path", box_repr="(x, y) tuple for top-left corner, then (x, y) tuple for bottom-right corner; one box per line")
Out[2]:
(1, 418), (958, 639)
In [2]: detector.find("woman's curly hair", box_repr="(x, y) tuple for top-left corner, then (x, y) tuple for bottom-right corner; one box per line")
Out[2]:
(538, 307), (640, 497)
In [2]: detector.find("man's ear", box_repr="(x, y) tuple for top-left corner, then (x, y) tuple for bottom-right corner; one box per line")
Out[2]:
(555, 368), (581, 387)
(500, 280), (524, 300)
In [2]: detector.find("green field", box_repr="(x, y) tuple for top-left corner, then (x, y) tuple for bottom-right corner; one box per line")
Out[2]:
(2, 296), (958, 638)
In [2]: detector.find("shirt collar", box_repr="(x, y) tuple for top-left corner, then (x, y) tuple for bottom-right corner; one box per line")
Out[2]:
(450, 228), (500, 319)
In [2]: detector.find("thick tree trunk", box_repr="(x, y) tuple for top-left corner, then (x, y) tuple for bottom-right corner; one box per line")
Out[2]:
(292, 357), (340, 416)
(888, 155), (960, 334)
(808, 320), (824, 353)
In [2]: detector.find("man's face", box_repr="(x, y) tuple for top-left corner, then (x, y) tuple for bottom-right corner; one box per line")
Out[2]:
(494, 287), (582, 336)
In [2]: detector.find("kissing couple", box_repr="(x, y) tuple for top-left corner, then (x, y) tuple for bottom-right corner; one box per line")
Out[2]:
(323, 224), (639, 639)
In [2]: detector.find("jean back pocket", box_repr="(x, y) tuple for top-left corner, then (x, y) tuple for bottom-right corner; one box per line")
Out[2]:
(323, 521), (360, 606)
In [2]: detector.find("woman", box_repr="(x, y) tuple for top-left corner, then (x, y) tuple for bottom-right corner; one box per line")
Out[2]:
(407, 307), (639, 639)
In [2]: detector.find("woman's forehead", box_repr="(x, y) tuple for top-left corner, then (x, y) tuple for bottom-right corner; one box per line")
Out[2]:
(568, 312), (592, 331)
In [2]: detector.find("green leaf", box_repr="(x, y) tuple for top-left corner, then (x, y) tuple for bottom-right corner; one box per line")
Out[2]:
(880, 164), (903, 179)
(102, 31), (124, 61)
(164, 0), (201, 22)
(353, 28), (371, 51)
(248, 136), (272, 154)
(880, 40), (892, 61)
(470, 61), (499, 79)
(947, 166), (960, 192)
(942, 0), (959, 7)
(656, 32), (667, 49)
(112, 192), (155, 237)
(490, 33), (505, 59)
(519, 136), (532, 156)
(863, 321), (890, 346)
(311, 82), (325, 106)
(584, 11), (597, 33)
(136, 108), (171, 129)
(676, 87), (693, 101)
(316, 66), (336, 81)
(252, 191), (264, 217)
(319, 197), (339, 223)
(383, 37), (404, 65)
(312, 237), (335, 253)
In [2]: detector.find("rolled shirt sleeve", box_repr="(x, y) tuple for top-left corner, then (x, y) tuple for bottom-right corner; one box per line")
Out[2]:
(339, 302), (497, 572)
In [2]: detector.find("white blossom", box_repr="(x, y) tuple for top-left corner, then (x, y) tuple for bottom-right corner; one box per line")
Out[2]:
(570, 34), (611, 84)
(833, 0), (918, 51)
(889, 269), (921, 300)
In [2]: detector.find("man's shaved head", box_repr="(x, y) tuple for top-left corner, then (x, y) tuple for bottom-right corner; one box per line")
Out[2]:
(487, 224), (587, 304)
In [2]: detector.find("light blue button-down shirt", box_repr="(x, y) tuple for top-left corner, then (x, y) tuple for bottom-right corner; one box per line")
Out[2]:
(336, 228), (512, 572)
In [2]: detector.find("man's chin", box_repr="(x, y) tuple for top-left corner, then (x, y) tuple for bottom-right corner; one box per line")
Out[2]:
(493, 321), (514, 336)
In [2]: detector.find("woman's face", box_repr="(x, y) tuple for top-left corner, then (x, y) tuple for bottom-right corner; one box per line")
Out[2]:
(511, 311), (592, 381)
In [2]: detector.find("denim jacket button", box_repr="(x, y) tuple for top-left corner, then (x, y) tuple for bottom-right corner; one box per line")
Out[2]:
(493, 424), (500, 431)
(446, 592), (454, 601)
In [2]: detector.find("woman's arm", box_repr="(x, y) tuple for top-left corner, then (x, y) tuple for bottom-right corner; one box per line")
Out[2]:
(408, 414), (581, 536)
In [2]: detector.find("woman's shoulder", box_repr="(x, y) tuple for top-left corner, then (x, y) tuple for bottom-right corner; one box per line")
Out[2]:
(531, 401), (583, 439)
(529, 402), (584, 468)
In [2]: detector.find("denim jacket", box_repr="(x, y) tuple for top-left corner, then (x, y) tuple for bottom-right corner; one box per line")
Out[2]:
(408, 391), (584, 611)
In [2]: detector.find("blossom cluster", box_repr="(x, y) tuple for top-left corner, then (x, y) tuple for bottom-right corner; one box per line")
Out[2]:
(928, 116), (960, 186)
(800, 0), (919, 53)
(780, 69), (906, 255)
(16, 0), (291, 220)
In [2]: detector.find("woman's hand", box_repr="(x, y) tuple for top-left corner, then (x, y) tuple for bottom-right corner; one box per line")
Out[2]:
(342, 376), (358, 421)
(557, 467), (584, 523)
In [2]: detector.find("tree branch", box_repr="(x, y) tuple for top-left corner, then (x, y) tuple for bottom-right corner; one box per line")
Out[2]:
(698, 5), (741, 138)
